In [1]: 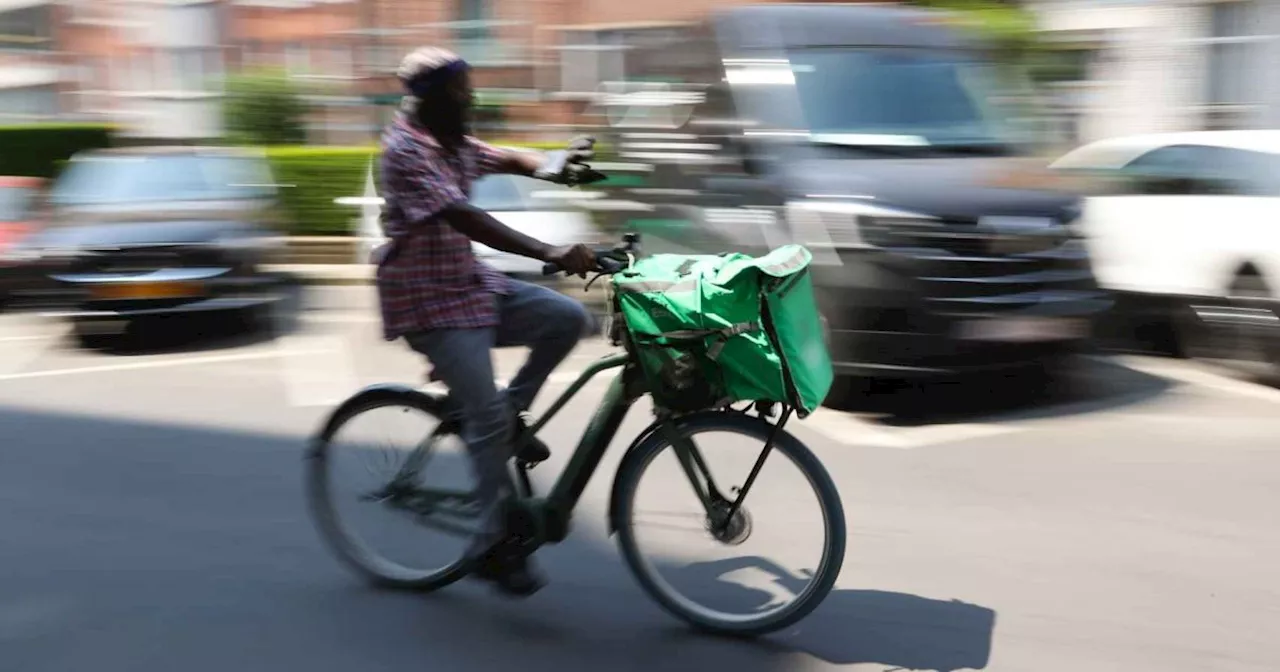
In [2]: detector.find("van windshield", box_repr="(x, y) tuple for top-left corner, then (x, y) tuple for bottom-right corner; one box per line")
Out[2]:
(786, 48), (1020, 149)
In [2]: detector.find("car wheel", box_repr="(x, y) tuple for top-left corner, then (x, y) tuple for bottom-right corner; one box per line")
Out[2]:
(72, 323), (120, 351)
(1178, 272), (1280, 377)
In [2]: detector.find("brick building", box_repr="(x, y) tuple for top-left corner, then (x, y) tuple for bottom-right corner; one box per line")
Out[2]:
(0, 0), (65, 122)
(33, 0), (860, 142)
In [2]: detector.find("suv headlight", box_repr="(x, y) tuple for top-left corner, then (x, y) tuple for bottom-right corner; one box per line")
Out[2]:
(783, 199), (939, 264)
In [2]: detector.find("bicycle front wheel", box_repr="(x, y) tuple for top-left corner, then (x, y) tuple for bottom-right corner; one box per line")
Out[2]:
(613, 412), (846, 637)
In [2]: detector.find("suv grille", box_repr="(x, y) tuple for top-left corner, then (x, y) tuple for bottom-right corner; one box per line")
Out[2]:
(876, 221), (1098, 317)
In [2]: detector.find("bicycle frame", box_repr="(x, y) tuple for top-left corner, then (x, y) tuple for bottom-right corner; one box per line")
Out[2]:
(510, 350), (645, 543)
(508, 348), (779, 546)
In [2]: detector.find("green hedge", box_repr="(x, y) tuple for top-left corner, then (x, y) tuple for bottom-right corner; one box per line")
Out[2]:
(264, 141), (613, 236)
(0, 123), (115, 179)
(265, 146), (379, 236)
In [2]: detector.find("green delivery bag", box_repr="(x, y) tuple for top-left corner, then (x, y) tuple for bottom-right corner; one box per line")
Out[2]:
(610, 244), (834, 416)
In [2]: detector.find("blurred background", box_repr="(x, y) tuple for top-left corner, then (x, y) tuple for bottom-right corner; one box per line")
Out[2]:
(2, 0), (1277, 391)
(3, 2), (1280, 671)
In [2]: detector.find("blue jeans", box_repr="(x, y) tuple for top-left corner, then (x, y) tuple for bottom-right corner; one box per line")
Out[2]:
(404, 279), (592, 556)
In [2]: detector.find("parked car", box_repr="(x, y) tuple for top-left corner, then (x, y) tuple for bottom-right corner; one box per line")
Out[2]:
(3, 146), (287, 346)
(0, 176), (45, 308)
(468, 173), (601, 276)
(588, 4), (1111, 404)
(1051, 130), (1280, 373)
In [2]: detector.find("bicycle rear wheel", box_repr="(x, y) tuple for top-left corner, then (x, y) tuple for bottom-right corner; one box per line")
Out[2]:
(305, 387), (528, 591)
(613, 412), (846, 637)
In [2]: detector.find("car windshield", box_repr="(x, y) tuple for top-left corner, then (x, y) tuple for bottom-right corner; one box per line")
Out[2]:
(49, 154), (273, 207)
(469, 175), (527, 211)
(786, 48), (1021, 148)
(468, 174), (575, 211)
(0, 186), (33, 221)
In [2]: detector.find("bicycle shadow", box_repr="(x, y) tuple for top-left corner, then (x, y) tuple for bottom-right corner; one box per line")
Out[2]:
(654, 555), (996, 671)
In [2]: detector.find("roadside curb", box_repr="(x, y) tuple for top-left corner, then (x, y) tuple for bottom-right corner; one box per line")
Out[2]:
(266, 264), (610, 310)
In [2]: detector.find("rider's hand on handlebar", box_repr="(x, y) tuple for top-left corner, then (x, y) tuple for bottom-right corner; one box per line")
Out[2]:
(533, 136), (603, 186)
(545, 243), (596, 278)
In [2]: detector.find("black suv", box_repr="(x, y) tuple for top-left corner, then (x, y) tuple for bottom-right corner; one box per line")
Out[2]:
(587, 4), (1111, 402)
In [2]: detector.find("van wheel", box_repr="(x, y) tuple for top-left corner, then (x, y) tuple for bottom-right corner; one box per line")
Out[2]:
(1179, 272), (1280, 377)
(1228, 274), (1280, 376)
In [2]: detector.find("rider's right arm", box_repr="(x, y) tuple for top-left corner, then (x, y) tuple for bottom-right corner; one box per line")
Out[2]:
(390, 142), (557, 263)
(438, 202), (555, 262)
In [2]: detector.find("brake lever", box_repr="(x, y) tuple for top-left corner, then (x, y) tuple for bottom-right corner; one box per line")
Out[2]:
(574, 168), (608, 186)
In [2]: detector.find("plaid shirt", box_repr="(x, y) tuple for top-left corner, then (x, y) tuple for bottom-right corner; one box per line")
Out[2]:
(374, 114), (515, 340)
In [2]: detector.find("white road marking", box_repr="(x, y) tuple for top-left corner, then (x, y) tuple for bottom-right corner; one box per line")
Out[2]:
(276, 334), (361, 407)
(0, 347), (329, 382)
(800, 408), (1021, 449)
(298, 312), (380, 324)
(0, 315), (65, 377)
(802, 408), (914, 449)
(1098, 355), (1280, 405)
(0, 334), (51, 343)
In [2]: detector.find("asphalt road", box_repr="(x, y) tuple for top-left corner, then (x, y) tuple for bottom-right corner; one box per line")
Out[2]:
(2, 285), (1278, 672)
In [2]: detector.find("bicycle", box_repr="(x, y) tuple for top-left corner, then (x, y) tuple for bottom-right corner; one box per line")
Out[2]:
(305, 231), (847, 637)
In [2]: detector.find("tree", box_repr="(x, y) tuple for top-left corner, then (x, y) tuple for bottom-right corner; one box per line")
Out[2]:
(909, 0), (1041, 66)
(221, 67), (310, 146)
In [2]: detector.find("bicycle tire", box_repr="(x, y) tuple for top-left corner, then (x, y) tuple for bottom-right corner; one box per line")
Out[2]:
(612, 412), (846, 637)
(305, 385), (529, 592)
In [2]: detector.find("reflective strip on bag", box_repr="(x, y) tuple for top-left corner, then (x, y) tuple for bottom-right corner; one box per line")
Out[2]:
(614, 277), (700, 294)
(759, 248), (810, 276)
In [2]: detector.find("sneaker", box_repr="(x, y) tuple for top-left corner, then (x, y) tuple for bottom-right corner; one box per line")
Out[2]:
(513, 411), (551, 464)
(470, 548), (546, 598)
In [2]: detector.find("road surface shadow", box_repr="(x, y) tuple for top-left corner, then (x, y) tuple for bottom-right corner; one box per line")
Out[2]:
(829, 355), (1176, 429)
(1, 404), (998, 672)
(649, 556), (995, 671)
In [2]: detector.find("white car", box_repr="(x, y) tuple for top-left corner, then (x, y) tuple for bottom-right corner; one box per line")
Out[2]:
(467, 174), (601, 276)
(1052, 130), (1280, 369)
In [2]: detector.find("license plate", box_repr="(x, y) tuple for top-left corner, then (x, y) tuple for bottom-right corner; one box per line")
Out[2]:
(92, 281), (205, 301)
(956, 316), (1087, 342)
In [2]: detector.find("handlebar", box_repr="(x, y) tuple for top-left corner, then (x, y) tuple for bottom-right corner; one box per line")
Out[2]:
(541, 232), (641, 277)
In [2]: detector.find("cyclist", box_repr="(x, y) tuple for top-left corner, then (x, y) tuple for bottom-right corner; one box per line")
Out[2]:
(375, 46), (599, 597)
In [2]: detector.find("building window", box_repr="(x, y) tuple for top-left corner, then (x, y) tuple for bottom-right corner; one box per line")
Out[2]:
(1205, 1), (1257, 108)
(174, 49), (204, 91)
(558, 30), (626, 95)
(0, 87), (57, 120)
(455, 0), (489, 41)
(286, 43), (310, 77)
(454, 0), (502, 62)
(362, 44), (398, 73)
(328, 45), (352, 79)
(0, 5), (52, 51)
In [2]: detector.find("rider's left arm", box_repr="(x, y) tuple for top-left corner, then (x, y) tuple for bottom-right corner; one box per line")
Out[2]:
(469, 137), (542, 177)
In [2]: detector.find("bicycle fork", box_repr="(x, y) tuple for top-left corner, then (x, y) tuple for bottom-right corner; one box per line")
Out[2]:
(661, 406), (793, 535)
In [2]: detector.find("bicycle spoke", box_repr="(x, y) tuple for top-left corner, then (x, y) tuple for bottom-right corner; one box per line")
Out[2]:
(615, 414), (846, 636)
(630, 509), (713, 535)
